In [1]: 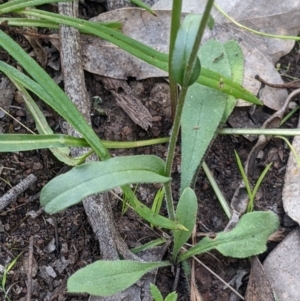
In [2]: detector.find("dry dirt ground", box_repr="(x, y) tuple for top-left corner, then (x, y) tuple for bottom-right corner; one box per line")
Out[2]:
(0, 3), (300, 301)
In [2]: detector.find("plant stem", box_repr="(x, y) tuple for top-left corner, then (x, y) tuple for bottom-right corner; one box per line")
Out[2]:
(219, 128), (300, 135)
(168, 0), (182, 119)
(164, 85), (189, 219)
(164, 0), (215, 219)
(182, 0), (215, 87)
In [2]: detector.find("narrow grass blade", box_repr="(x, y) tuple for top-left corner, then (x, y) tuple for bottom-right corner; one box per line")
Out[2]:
(0, 0), (73, 14)
(248, 162), (272, 212)
(234, 150), (252, 197)
(129, 0), (157, 15)
(131, 238), (166, 254)
(0, 31), (109, 160)
(10, 78), (81, 165)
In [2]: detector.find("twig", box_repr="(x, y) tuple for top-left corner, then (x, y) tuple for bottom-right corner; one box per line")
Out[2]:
(0, 174), (37, 211)
(255, 75), (300, 89)
(26, 236), (34, 301)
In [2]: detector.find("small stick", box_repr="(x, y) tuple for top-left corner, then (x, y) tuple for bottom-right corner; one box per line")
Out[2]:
(255, 75), (300, 89)
(26, 236), (34, 301)
(0, 174), (37, 211)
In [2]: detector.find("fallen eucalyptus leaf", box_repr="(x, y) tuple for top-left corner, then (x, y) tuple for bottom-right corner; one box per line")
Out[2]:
(152, 0), (299, 110)
(282, 118), (300, 224)
(263, 228), (300, 301)
(245, 256), (277, 301)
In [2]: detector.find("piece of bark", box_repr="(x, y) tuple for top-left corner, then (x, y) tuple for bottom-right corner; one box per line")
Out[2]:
(58, 0), (138, 261)
(98, 76), (152, 130)
(58, 2), (162, 301)
(245, 257), (276, 301)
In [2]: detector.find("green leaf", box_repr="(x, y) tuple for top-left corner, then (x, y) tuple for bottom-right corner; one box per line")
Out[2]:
(131, 238), (167, 254)
(122, 185), (187, 231)
(150, 187), (165, 228)
(150, 283), (164, 301)
(206, 15), (214, 30)
(0, 134), (89, 152)
(41, 155), (170, 213)
(10, 78), (82, 166)
(172, 188), (197, 260)
(222, 40), (244, 121)
(0, 32), (110, 160)
(0, 134), (169, 152)
(19, 9), (261, 105)
(129, 0), (157, 16)
(180, 84), (226, 192)
(171, 14), (202, 86)
(67, 260), (170, 296)
(0, 0), (73, 14)
(178, 211), (279, 262)
(180, 39), (238, 193)
(165, 292), (178, 301)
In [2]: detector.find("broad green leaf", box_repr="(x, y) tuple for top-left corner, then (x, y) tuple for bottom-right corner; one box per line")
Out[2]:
(171, 14), (202, 86)
(222, 40), (244, 121)
(172, 188), (197, 260)
(68, 260), (170, 296)
(180, 39), (235, 193)
(150, 283), (164, 301)
(178, 211), (279, 262)
(165, 292), (178, 301)
(180, 84), (226, 192)
(41, 155), (170, 213)
(19, 9), (261, 105)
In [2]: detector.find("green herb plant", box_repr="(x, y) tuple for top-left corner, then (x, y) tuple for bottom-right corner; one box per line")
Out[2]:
(0, 252), (23, 301)
(0, 0), (280, 298)
(234, 150), (273, 212)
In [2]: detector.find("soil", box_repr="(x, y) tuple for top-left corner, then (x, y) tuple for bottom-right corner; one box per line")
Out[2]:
(0, 2), (300, 301)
